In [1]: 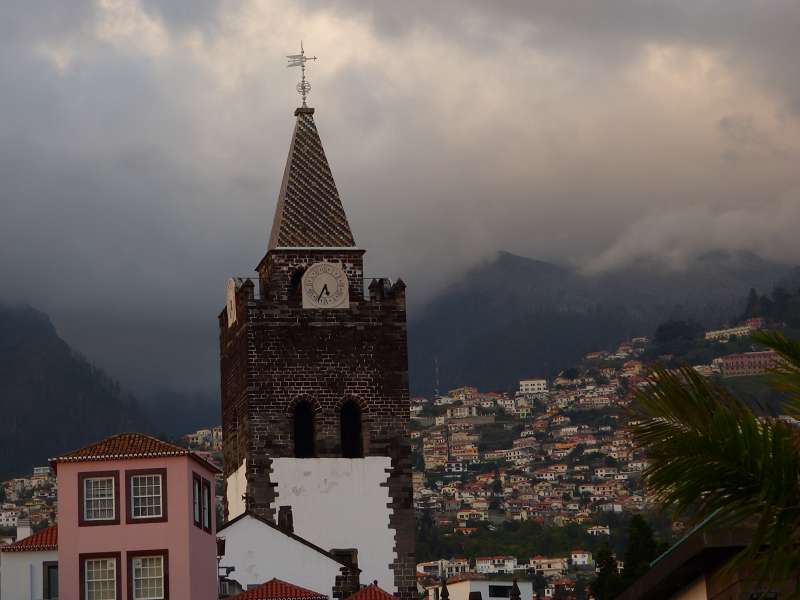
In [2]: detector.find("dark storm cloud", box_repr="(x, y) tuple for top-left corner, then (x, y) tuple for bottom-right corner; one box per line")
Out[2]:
(1, 1), (799, 394)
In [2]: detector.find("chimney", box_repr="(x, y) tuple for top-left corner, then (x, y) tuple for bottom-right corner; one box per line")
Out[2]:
(278, 506), (294, 534)
(330, 548), (359, 570)
(16, 518), (32, 542)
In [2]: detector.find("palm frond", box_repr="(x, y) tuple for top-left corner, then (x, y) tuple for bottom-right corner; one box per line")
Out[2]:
(752, 329), (800, 417)
(632, 365), (800, 593)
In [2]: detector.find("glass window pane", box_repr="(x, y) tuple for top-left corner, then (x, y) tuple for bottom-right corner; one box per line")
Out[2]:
(131, 474), (162, 518)
(193, 479), (200, 524)
(85, 558), (116, 600)
(84, 477), (115, 521)
(132, 556), (164, 600)
(202, 483), (211, 528)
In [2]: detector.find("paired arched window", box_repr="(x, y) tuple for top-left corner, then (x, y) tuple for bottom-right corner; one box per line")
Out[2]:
(340, 401), (363, 458)
(292, 399), (364, 458)
(293, 401), (316, 458)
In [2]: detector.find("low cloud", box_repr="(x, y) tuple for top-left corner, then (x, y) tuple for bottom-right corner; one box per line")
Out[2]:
(1, 1), (799, 392)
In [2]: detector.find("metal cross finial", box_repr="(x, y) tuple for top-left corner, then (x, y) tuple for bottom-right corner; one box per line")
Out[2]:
(287, 41), (317, 107)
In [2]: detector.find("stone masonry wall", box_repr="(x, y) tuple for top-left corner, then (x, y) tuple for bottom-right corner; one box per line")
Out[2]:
(219, 250), (416, 600)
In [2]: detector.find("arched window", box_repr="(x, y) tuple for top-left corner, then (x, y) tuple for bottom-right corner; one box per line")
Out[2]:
(340, 401), (363, 458)
(293, 401), (315, 458)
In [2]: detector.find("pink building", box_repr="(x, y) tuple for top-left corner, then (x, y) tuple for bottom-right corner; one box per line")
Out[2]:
(51, 432), (220, 600)
(719, 350), (780, 377)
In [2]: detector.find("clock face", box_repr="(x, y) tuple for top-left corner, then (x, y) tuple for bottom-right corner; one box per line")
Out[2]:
(302, 262), (350, 309)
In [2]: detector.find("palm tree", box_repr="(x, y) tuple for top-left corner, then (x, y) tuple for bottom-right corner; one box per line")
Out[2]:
(631, 330), (800, 592)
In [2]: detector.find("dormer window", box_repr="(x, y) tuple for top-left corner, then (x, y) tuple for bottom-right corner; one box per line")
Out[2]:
(79, 471), (120, 526)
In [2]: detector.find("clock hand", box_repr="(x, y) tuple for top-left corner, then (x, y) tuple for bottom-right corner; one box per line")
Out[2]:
(317, 284), (330, 302)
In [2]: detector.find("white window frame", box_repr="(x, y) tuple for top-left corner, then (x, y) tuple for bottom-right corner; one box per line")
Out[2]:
(84, 477), (116, 522)
(84, 557), (117, 600)
(131, 555), (165, 600)
(130, 473), (163, 519)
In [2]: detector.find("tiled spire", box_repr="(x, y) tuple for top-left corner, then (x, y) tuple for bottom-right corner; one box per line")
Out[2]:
(268, 107), (355, 249)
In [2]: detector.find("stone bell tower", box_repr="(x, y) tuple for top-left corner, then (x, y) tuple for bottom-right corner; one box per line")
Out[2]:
(218, 104), (415, 600)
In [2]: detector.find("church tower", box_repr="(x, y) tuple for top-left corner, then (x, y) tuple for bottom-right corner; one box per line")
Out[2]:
(219, 105), (415, 600)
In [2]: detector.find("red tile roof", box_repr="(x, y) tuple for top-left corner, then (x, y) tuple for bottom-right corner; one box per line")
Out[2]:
(345, 584), (395, 600)
(1, 525), (57, 552)
(229, 579), (328, 600)
(49, 432), (220, 473)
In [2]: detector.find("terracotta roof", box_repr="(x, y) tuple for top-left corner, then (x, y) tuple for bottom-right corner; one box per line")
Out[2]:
(1, 525), (57, 552)
(268, 107), (356, 249)
(345, 584), (395, 600)
(49, 432), (221, 473)
(229, 578), (328, 600)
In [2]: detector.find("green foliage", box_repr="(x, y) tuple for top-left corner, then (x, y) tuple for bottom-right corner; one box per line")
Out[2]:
(621, 515), (657, 585)
(589, 546), (623, 600)
(743, 286), (800, 327)
(653, 319), (704, 345)
(632, 332), (800, 595)
(415, 515), (640, 563)
(477, 423), (522, 451)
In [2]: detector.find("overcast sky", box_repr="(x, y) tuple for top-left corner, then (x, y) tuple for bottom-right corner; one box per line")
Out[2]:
(2, 0), (800, 394)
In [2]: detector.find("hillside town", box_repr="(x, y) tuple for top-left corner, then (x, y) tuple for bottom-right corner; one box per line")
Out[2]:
(410, 315), (788, 597)
(6, 0), (800, 598)
(0, 313), (789, 599)
(1, 309), (789, 600)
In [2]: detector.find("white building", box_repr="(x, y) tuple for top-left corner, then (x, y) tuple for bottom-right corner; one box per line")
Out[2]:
(519, 379), (548, 394)
(429, 577), (533, 600)
(416, 558), (470, 579)
(530, 556), (567, 577)
(0, 524), (58, 600)
(0, 510), (19, 528)
(217, 511), (355, 595)
(475, 556), (517, 574)
(570, 550), (593, 566)
(705, 324), (755, 342)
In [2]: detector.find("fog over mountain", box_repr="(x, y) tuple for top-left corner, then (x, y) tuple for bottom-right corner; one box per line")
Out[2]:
(2, 1), (800, 395)
(409, 250), (800, 394)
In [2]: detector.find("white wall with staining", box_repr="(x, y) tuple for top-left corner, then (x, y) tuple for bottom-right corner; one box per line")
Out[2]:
(225, 459), (247, 519)
(217, 513), (345, 594)
(270, 457), (395, 591)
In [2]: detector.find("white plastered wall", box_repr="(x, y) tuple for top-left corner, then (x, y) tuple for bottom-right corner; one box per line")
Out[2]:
(271, 457), (395, 591)
(0, 549), (57, 600)
(226, 459), (247, 519)
(217, 514), (344, 593)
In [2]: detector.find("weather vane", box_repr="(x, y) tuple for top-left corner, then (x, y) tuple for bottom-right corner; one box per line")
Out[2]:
(287, 41), (317, 107)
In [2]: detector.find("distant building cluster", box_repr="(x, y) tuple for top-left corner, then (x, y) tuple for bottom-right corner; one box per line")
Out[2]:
(0, 465), (56, 536)
(182, 425), (223, 451)
(411, 338), (655, 597)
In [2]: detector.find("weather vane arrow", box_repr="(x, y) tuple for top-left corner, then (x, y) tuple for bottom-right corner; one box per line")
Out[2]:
(287, 41), (317, 107)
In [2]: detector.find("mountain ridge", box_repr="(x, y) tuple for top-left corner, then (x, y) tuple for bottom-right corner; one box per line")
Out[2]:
(407, 249), (798, 394)
(0, 304), (152, 478)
